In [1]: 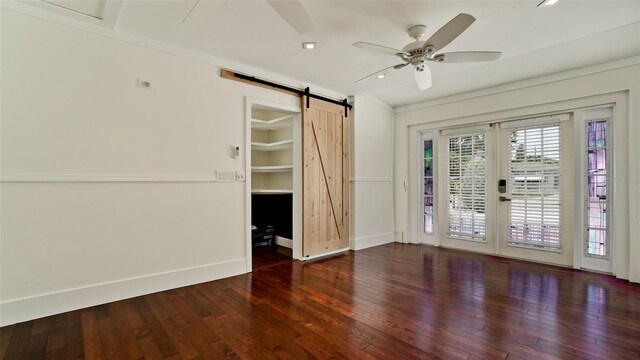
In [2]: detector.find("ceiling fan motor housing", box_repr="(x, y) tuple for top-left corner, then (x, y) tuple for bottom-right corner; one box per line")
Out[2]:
(407, 25), (428, 40)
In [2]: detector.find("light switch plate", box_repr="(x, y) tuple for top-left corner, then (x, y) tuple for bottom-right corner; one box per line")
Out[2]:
(216, 170), (235, 182)
(236, 170), (246, 182)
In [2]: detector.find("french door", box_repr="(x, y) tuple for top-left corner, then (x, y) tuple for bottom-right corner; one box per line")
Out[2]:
(442, 115), (574, 266)
(495, 115), (574, 266)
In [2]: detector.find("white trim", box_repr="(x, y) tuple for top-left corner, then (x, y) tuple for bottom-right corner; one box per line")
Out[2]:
(352, 232), (394, 251)
(0, 173), (217, 182)
(302, 247), (350, 261)
(440, 124), (491, 137)
(275, 236), (293, 249)
(499, 113), (570, 129)
(577, 107), (614, 273)
(245, 98), (253, 272)
(0, 258), (246, 326)
(418, 133), (438, 244)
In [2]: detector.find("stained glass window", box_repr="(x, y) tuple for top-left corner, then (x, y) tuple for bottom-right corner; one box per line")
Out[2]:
(423, 140), (435, 234)
(586, 120), (609, 258)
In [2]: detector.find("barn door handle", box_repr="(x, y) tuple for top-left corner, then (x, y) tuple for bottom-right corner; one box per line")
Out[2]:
(499, 196), (511, 202)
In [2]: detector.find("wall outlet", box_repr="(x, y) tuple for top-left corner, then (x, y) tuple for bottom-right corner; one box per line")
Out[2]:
(236, 170), (246, 182)
(216, 170), (235, 182)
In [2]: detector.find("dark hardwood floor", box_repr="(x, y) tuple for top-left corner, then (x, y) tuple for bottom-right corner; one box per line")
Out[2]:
(252, 245), (292, 270)
(2, 243), (639, 359)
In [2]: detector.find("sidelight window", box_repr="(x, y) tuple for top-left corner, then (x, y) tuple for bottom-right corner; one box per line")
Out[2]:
(422, 139), (435, 234)
(585, 120), (610, 258)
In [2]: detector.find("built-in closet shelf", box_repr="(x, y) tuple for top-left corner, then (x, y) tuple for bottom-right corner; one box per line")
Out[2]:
(251, 140), (293, 151)
(251, 189), (293, 194)
(251, 115), (294, 130)
(251, 165), (293, 173)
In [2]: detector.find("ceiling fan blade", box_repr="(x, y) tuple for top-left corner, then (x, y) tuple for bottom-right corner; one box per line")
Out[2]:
(353, 42), (409, 57)
(267, 0), (315, 34)
(183, 0), (223, 24)
(423, 13), (475, 51)
(355, 64), (405, 84)
(414, 65), (432, 91)
(439, 51), (502, 63)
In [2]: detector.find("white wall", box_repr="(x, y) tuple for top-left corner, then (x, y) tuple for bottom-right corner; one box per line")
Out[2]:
(0, 9), (322, 325)
(351, 96), (394, 250)
(393, 58), (640, 283)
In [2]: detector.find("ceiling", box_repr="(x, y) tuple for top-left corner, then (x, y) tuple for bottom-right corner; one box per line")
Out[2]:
(20, 0), (640, 106)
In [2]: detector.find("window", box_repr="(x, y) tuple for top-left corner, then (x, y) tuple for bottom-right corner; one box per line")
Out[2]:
(422, 139), (435, 234)
(447, 133), (486, 241)
(507, 125), (561, 250)
(585, 120), (609, 258)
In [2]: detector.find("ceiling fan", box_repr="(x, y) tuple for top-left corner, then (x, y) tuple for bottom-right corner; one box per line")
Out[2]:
(353, 13), (501, 90)
(183, 0), (314, 34)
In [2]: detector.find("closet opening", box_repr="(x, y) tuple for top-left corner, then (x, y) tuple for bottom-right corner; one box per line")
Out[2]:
(246, 99), (302, 271)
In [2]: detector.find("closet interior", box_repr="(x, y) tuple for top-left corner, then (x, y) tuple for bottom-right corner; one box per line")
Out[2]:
(249, 103), (300, 268)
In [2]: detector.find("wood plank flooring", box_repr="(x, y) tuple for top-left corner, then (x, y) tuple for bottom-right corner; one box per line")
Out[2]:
(2, 243), (639, 359)
(252, 245), (292, 270)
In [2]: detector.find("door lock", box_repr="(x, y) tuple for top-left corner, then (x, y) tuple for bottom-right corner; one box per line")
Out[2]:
(498, 179), (507, 193)
(499, 196), (511, 202)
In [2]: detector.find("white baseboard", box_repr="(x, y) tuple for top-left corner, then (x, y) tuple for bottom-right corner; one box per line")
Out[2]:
(275, 236), (293, 249)
(0, 258), (247, 326)
(353, 232), (394, 250)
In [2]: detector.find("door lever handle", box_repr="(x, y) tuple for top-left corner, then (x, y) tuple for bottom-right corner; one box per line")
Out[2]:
(499, 196), (511, 202)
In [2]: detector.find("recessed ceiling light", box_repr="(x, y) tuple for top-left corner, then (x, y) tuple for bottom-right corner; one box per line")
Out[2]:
(377, 74), (386, 79)
(538, 0), (559, 7)
(302, 42), (316, 50)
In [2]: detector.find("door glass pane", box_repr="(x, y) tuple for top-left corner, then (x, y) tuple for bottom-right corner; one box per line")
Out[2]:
(423, 140), (435, 234)
(507, 125), (562, 251)
(447, 133), (486, 241)
(586, 120), (609, 258)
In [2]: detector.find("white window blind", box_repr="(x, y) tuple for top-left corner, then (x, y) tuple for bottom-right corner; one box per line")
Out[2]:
(507, 125), (562, 250)
(447, 133), (486, 241)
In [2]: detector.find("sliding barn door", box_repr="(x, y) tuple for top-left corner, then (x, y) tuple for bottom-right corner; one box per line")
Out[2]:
(302, 97), (350, 257)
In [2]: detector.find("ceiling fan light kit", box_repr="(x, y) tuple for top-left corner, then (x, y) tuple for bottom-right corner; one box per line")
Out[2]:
(353, 13), (502, 91)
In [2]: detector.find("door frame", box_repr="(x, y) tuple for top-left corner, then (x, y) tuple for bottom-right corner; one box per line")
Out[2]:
(245, 97), (302, 272)
(418, 130), (439, 245)
(408, 92), (629, 279)
(573, 106), (615, 273)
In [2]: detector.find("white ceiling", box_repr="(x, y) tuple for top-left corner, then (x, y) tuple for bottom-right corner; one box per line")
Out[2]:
(27, 1), (640, 106)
